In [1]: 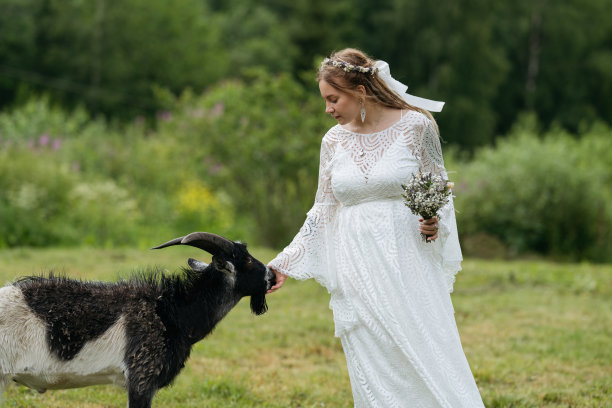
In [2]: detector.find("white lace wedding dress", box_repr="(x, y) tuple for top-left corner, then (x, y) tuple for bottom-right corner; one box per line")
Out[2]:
(269, 110), (485, 407)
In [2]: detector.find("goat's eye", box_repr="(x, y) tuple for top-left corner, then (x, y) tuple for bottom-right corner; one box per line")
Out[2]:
(246, 258), (253, 264)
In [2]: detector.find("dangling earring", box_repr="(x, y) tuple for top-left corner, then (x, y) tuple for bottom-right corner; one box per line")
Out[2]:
(360, 99), (366, 123)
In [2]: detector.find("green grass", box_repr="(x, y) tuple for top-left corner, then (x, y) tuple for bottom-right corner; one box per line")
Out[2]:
(0, 247), (611, 407)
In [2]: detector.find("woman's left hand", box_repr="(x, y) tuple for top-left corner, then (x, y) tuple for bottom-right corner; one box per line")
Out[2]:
(419, 216), (439, 241)
(266, 267), (287, 294)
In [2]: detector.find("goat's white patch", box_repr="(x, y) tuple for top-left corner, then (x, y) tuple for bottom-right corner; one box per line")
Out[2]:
(219, 261), (237, 286)
(224, 261), (237, 275)
(187, 258), (208, 271)
(265, 267), (275, 290)
(0, 286), (128, 394)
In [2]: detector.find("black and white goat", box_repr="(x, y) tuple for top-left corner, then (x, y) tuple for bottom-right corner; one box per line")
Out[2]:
(0, 232), (275, 408)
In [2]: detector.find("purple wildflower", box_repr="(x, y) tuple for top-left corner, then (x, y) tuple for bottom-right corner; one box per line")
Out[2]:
(211, 103), (224, 117)
(39, 133), (50, 147)
(157, 111), (173, 122)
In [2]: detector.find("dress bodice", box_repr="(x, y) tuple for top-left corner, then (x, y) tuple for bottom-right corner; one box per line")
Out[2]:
(328, 119), (420, 207)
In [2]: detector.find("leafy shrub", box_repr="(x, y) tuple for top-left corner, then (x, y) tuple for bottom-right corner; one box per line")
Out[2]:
(0, 96), (106, 144)
(173, 180), (246, 238)
(0, 148), (76, 247)
(0, 146), (142, 247)
(454, 121), (612, 261)
(66, 180), (141, 246)
(160, 71), (334, 247)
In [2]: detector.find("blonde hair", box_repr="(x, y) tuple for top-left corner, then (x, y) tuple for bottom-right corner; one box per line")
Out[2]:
(317, 48), (439, 131)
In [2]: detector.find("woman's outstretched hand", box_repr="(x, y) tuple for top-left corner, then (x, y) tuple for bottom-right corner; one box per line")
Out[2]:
(419, 216), (439, 241)
(267, 267), (287, 294)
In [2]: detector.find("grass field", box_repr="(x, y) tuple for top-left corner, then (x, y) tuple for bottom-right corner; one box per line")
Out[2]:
(0, 246), (610, 407)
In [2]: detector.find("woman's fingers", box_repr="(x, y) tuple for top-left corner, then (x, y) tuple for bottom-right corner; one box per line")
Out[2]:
(419, 217), (439, 241)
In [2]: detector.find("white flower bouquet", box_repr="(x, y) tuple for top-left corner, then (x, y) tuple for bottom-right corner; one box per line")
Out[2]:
(401, 172), (453, 242)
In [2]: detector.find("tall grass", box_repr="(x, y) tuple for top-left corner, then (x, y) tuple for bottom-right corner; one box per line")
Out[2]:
(0, 247), (610, 407)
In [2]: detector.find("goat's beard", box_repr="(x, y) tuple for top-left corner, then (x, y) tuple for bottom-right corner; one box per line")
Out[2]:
(250, 292), (268, 315)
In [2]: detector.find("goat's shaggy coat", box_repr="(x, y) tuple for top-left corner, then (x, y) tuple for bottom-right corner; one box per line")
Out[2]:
(0, 232), (274, 408)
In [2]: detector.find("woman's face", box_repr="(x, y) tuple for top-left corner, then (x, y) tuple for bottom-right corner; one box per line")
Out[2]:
(319, 80), (361, 126)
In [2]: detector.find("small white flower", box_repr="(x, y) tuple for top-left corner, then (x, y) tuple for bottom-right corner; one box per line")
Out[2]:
(401, 172), (453, 243)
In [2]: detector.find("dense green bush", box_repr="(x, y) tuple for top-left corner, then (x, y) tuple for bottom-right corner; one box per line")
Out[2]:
(0, 76), (331, 248)
(172, 179), (246, 239)
(0, 98), (252, 247)
(0, 147), (144, 247)
(0, 149), (73, 247)
(453, 119), (612, 261)
(0, 96), (105, 143)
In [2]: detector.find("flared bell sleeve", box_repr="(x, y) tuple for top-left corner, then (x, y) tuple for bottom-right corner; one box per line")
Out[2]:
(268, 135), (340, 292)
(418, 118), (463, 293)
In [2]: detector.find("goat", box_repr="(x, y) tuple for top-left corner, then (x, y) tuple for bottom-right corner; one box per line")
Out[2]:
(0, 232), (275, 408)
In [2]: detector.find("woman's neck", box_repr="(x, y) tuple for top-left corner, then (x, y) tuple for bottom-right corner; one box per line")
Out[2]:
(344, 105), (403, 134)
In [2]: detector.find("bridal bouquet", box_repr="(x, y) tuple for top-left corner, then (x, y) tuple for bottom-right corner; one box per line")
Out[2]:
(401, 172), (453, 242)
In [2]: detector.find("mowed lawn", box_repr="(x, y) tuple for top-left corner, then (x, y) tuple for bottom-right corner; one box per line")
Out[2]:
(0, 246), (610, 407)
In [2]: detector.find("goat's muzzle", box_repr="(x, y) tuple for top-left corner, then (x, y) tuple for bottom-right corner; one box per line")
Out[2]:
(265, 267), (276, 291)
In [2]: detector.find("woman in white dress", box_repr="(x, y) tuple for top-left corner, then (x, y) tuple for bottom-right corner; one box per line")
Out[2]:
(267, 48), (485, 408)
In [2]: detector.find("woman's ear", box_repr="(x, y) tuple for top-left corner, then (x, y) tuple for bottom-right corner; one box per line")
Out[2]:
(355, 84), (366, 98)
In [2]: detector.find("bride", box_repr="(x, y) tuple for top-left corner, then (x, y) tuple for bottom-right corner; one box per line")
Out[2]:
(267, 48), (485, 407)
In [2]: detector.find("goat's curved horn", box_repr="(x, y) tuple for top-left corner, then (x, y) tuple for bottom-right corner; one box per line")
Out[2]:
(152, 232), (234, 256)
(151, 237), (184, 250)
(181, 232), (234, 255)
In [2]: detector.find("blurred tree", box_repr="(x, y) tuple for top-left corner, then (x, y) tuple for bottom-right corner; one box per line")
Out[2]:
(260, 0), (612, 148)
(1, 0), (611, 146)
(1, 0), (226, 117)
(254, 0), (510, 148)
(269, 0), (361, 74)
(530, 0), (612, 132)
(492, 0), (612, 137)
(211, 0), (297, 74)
(0, 0), (39, 106)
(349, 0), (509, 148)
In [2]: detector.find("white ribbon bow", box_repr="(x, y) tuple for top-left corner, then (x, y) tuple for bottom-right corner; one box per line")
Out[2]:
(374, 60), (445, 112)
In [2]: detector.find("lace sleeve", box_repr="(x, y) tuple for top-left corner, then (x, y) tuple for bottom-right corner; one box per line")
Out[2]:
(419, 118), (463, 293)
(268, 135), (340, 292)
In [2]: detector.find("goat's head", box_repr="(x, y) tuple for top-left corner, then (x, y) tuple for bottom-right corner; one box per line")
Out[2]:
(152, 232), (275, 315)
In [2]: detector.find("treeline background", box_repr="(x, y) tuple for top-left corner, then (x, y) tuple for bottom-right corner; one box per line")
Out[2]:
(1, 0), (611, 261)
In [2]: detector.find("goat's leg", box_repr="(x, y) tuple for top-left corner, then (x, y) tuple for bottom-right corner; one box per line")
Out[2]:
(0, 376), (7, 405)
(127, 385), (156, 408)
(127, 390), (155, 408)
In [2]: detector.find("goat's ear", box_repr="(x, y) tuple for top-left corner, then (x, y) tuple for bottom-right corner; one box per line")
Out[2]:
(212, 255), (236, 276)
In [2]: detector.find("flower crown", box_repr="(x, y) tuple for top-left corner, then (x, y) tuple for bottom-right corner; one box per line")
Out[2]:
(322, 58), (379, 75)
